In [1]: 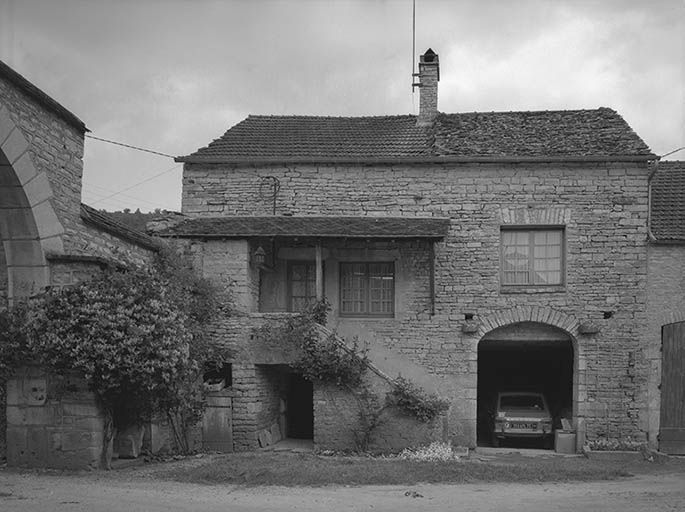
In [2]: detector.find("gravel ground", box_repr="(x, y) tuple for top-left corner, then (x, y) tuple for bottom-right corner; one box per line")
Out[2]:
(2, 449), (685, 511)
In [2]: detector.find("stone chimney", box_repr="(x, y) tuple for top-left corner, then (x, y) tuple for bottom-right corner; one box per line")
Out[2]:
(416, 48), (440, 126)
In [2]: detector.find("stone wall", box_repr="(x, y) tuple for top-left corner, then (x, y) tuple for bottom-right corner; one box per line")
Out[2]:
(314, 372), (445, 452)
(645, 244), (685, 448)
(183, 161), (652, 449)
(6, 367), (104, 469)
(254, 365), (284, 446)
(0, 72), (84, 258)
(68, 221), (155, 267)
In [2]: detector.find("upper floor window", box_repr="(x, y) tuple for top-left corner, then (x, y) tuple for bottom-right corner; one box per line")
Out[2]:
(501, 228), (564, 286)
(340, 262), (394, 317)
(288, 261), (317, 312)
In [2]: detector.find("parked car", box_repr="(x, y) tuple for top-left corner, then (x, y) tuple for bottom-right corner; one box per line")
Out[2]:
(490, 391), (554, 448)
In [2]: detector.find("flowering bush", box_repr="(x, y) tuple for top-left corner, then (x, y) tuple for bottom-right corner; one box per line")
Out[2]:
(399, 441), (460, 461)
(585, 437), (646, 452)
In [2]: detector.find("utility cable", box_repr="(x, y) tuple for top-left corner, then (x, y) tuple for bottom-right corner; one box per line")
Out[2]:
(85, 134), (175, 158)
(660, 146), (685, 158)
(90, 163), (182, 205)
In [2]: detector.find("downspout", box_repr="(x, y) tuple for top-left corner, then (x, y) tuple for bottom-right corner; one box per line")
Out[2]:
(647, 159), (660, 243)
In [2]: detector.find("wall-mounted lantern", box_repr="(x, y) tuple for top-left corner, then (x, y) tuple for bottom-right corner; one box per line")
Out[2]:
(253, 245), (267, 267)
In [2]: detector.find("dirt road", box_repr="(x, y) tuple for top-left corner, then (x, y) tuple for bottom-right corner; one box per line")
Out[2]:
(1, 470), (684, 511)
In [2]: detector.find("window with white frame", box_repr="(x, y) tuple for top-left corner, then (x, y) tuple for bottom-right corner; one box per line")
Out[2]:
(340, 262), (394, 317)
(501, 228), (564, 286)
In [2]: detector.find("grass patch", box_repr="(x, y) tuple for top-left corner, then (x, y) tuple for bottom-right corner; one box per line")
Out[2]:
(153, 451), (640, 487)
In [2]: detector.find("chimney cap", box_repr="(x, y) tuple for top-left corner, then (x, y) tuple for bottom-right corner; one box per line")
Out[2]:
(420, 48), (439, 64)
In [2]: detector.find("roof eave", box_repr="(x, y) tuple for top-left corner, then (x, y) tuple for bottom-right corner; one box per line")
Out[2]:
(176, 154), (659, 165)
(80, 204), (161, 251)
(649, 237), (685, 245)
(0, 60), (89, 133)
(156, 233), (447, 240)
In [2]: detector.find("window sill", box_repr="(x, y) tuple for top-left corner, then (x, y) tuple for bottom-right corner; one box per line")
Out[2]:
(500, 285), (566, 294)
(338, 315), (395, 320)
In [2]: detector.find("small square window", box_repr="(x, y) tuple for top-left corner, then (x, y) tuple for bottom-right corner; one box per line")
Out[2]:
(501, 228), (564, 286)
(340, 262), (394, 317)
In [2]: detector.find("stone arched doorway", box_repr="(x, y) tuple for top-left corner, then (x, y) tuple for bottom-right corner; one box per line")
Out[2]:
(0, 106), (64, 302)
(476, 321), (576, 449)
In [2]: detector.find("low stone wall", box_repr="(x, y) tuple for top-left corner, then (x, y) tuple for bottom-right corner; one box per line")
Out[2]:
(6, 367), (104, 469)
(314, 372), (445, 453)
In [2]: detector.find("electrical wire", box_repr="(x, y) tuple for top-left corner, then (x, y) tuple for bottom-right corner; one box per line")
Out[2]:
(90, 163), (182, 205)
(85, 134), (175, 158)
(83, 185), (165, 209)
(660, 146), (685, 158)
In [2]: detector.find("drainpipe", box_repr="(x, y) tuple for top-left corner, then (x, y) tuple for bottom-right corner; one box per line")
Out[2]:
(647, 159), (660, 243)
(315, 240), (323, 301)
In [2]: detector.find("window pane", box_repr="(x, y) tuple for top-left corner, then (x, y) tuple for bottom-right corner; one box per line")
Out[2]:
(502, 230), (530, 284)
(289, 262), (317, 311)
(502, 229), (563, 286)
(340, 262), (393, 315)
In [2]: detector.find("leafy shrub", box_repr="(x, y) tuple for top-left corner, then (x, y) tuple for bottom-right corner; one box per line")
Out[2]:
(255, 300), (369, 388)
(386, 376), (450, 422)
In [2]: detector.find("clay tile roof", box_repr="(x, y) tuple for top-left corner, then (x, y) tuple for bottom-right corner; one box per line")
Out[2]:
(155, 216), (451, 239)
(178, 108), (655, 164)
(651, 161), (685, 242)
(179, 115), (432, 163)
(80, 204), (160, 250)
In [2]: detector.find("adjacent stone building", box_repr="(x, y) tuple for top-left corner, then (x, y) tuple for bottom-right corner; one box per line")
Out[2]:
(0, 60), (159, 466)
(646, 161), (685, 454)
(157, 49), (683, 453)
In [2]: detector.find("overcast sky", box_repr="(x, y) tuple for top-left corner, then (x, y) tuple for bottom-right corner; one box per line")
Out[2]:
(1, 0), (683, 212)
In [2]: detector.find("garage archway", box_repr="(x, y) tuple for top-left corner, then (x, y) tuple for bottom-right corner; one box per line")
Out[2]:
(477, 322), (575, 448)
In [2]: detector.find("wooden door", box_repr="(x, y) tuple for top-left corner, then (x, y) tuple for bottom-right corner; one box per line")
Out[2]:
(660, 322), (685, 454)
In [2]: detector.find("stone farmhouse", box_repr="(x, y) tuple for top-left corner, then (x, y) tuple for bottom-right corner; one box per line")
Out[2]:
(2, 49), (684, 467)
(155, 49), (685, 454)
(0, 60), (159, 467)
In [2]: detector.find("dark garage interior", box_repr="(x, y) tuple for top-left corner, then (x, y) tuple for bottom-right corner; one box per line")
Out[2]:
(477, 322), (574, 448)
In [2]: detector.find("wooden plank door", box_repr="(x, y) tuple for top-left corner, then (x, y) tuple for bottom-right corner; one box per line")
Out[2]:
(660, 321), (685, 454)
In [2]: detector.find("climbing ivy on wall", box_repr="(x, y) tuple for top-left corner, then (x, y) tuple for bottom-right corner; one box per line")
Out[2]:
(255, 300), (450, 451)
(0, 247), (224, 467)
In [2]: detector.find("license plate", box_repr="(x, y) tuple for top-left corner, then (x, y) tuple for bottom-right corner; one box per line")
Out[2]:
(511, 422), (537, 429)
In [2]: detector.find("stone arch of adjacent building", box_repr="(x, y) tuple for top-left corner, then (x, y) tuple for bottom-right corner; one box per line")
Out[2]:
(0, 106), (64, 300)
(656, 310), (685, 329)
(475, 307), (586, 450)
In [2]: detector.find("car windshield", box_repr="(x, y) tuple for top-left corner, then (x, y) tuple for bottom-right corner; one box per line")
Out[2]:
(500, 395), (544, 409)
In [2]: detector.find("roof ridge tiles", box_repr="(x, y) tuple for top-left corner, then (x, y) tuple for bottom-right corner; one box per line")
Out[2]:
(246, 113), (419, 120)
